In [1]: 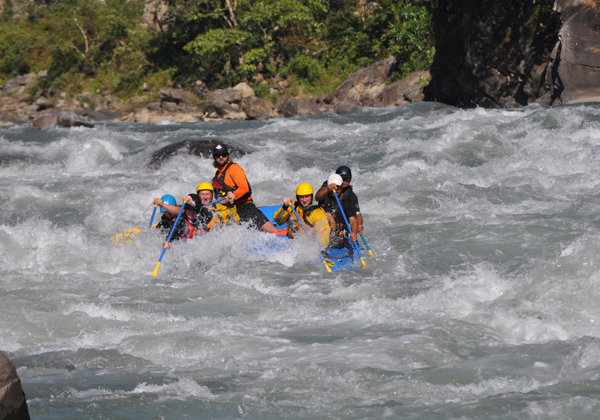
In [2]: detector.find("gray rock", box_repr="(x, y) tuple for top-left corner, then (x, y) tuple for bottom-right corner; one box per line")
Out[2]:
(326, 57), (397, 106)
(160, 87), (192, 104)
(0, 351), (30, 420)
(2, 79), (21, 95)
(380, 71), (429, 106)
(56, 111), (94, 128)
(35, 97), (56, 111)
(207, 88), (243, 104)
(31, 114), (57, 129)
(203, 98), (246, 120)
(279, 97), (322, 117)
(148, 139), (247, 168)
(334, 101), (361, 115)
(245, 97), (275, 119)
(147, 102), (162, 112)
(161, 101), (178, 112)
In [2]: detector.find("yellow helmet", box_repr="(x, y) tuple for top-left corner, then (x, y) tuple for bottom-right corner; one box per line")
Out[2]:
(196, 182), (214, 194)
(296, 182), (314, 197)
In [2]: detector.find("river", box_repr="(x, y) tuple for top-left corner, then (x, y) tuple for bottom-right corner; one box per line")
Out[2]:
(2, 102), (600, 419)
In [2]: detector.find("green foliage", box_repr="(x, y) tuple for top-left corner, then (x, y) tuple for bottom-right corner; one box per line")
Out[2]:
(0, 0), (436, 101)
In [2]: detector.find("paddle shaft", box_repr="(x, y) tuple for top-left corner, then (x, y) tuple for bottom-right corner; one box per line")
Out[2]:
(148, 205), (158, 228)
(289, 204), (332, 272)
(151, 196), (226, 276)
(333, 191), (366, 268)
(360, 234), (375, 257)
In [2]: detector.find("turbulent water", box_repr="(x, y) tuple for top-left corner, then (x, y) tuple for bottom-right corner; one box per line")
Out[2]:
(2, 103), (600, 419)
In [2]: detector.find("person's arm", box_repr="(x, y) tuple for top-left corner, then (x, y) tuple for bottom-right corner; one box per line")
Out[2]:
(315, 183), (338, 202)
(349, 216), (358, 242)
(154, 197), (181, 215)
(227, 164), (251, 201)
(357, 213), (364, 235)
(274, 197), (292, 225)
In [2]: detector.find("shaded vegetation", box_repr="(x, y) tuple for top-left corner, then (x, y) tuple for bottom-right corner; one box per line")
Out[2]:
(0, 0), (435, 100)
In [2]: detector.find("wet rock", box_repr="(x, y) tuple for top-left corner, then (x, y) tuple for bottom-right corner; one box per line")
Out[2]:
(279, 97), (322, 117)
(148, 139), (246, 168)
(0, 351), (30, 420)
(325, 56), (397, 106)
(334, 101), (361, 115)
(245, 97), (275, 120)
(380, 71), (429, 106)
(56, 111), (94, 128)
(31, 114), (57, 129)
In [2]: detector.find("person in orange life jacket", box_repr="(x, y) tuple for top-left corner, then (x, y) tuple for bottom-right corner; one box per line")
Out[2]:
(162, 194), (212, 248)
(273, 183), (330, 248)
(315, 169), (361, 249)
(211, 143), (276, 233)
(195, 182), (239, 230)
(152, 194), (179, 234)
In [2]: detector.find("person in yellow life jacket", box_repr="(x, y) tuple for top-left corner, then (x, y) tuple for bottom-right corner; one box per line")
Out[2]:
(195, 182), (240, 230)
(273, 183), (330, 248)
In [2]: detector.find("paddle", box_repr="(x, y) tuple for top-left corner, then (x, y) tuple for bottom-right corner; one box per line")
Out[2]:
(333, 191), (367, 268)
(148, 205), (158, 228)
(150, 196), (227, 276)
(360, 234), (374, 257)
(289, 204), (332, 273)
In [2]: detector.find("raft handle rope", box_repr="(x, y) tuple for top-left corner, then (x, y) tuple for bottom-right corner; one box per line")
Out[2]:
(333, 191), (367, 269)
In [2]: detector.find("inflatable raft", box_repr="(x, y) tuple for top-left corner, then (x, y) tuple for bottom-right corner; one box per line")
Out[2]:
(259, 205), (359, 272)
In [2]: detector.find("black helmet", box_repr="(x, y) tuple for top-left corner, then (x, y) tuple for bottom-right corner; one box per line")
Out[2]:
(212, 143), (229, 157)
(335, 165), (352, 180)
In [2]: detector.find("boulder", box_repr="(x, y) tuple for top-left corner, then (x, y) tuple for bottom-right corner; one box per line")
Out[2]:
(334, 101), (361, 115)
(233, 82), (255, 98)
(203, 98), (246, 120)
(31, 114), (57, 129)
(2, 73), (37, 95)
(279, 97), (322, 117)
(159, 87), (192, 105)
(148, 139), (247, 168)
(0, 351), (30, 420)
(56, 111), (94, 128)
(245, 97), (275, 119)
(34, 97), (56, 111)
(326, 56), (397, 106)
(380, 71), (429, 106)
(207, 88), (243, 104)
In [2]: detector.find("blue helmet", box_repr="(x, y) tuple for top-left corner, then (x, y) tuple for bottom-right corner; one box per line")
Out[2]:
(160, 194), (176, 213)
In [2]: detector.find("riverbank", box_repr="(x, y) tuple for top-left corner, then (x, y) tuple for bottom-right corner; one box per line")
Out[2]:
(0, 58), (430, 128)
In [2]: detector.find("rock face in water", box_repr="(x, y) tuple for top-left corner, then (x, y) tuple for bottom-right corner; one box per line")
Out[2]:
(0, 351), (30, 420)
(425, 0), (600, 107)
(148, 139), (247, 168)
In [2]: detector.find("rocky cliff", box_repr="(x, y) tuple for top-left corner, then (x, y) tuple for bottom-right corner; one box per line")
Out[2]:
(425, 0), (600, 108)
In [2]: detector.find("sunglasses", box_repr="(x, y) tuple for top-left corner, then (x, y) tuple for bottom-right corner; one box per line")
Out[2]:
(214, 153), (229, 158)
(342, 177), (351, 182)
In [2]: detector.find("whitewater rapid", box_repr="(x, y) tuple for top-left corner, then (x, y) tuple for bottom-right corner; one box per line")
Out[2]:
(2, 103), (600, 419)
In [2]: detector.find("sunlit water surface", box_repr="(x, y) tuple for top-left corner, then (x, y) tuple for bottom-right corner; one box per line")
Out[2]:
(2, 103), (600, 419)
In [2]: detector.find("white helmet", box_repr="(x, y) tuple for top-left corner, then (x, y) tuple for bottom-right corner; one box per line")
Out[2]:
(328, 174), (343, 186)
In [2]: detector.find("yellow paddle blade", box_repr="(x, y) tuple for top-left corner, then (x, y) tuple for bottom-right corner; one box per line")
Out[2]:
(368, 250), (375, 258)
(151, 261), (161, 276)
(360, 257), (367, 269)
(322, 259), (333, 272)
(111, 227), (142, 247)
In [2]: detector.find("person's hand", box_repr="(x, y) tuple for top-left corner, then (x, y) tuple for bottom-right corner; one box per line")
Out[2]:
(226, 191), (235, 204)
(163, 241), (170, 249)
(350, 232), (357, 242)
(153, 198), (162, 207)
(327, 183), (338, 193)
(182, 195), (192, 204)
(358, 225), (363, 235)
(283, 197), (293, 207)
